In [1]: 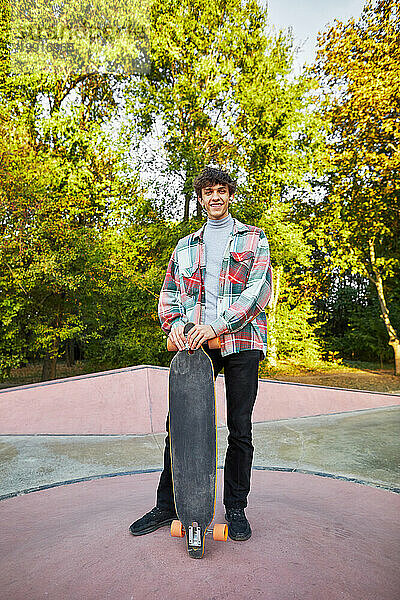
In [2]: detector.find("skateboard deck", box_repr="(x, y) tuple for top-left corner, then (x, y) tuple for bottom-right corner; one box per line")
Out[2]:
(168, 325), (227, 558)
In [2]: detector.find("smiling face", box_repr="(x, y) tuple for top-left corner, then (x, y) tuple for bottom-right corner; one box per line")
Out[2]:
(199, 183), (233, 220)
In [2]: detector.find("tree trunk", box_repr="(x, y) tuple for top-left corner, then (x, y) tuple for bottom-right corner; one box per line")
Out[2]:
(66, 339), (75, 367)
(183, 172), (197, 221)
(267, 265), (282, 367)
(183, 190), (191, 222)
(41, 337), (59, 381)
(368, 238), (400, 376)
(390, 340), (400, 377)
(196, 196), (202, 219)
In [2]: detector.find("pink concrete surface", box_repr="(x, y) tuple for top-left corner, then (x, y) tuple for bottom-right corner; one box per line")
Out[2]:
(252, 378), (399, 423)
(0, 365), (398, 435)
(1, 471), (399, 599)
(0, 366), (153, 435)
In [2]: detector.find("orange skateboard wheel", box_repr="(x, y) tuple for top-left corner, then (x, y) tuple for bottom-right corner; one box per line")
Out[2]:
(213, 523), (228, 541)
(171, 520), (185, 538)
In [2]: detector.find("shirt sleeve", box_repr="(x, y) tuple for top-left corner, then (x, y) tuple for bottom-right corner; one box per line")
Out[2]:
(158, 247), (188, 334)
(210, 231), (272, 336)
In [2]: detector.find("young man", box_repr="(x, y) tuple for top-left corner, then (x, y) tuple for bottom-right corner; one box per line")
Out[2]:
(130, 167), (272, 541)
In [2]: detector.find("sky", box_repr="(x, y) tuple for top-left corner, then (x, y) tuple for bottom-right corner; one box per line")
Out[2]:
(266, 0), (368, 73)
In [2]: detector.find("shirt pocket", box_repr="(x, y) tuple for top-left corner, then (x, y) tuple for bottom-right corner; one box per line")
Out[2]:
(181, 263), (201, 298)
(228, 251), (254, 287)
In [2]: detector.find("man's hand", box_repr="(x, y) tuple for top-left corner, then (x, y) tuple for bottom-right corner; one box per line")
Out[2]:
(186, 324), (216, 350)
(168, 324), (186, 352)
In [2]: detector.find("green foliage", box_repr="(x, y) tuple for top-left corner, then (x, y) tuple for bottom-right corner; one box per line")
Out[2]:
(125, 0), (264, 219)
(332, 308), (394, 364)
(258, 201), (311, 267)
(124, 0), (324, 222)
(82, 215), (202, 368)
(7, 0), (150, 78)
(320, 284), (399, 363)
(0, 62), (134, 379)
(274, 300), (322, 365)
(311, 0), (400, 371)
(3, 0), (398, 383)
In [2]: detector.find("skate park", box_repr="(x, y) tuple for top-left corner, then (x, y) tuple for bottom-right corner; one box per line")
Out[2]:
(1, 365), (399, 599)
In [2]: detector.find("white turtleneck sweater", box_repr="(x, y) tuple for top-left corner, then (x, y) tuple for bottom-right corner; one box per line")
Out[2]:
(203, 213), (234, 325)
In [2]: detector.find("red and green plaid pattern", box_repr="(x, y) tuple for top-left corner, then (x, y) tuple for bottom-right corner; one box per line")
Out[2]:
(158, 219), (272, 357)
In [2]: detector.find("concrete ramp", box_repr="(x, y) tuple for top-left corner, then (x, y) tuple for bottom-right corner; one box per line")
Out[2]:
(0, 365), (398, 434)
(1, 367), (399, 599)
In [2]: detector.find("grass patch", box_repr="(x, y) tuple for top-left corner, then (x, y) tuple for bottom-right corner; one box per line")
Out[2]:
(259, 357), (352, 378)
(259, 358), (399, 394)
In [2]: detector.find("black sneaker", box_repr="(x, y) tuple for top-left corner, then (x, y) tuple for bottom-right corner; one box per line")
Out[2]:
(225, 508), (252, 541)
(129, 506), (177, 536)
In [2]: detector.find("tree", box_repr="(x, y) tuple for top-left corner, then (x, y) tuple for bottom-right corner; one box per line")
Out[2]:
(83, 205), (200, 368)
(0, 108), (119, 380)
(257, 201), (322, 367)
(125, 0), (295, 221)
(0, 0), (166, 379)
(312, 0), (400, 374)
(0, 59), (135, 380)
(227, 24), (326, 368)
(122, 0), (327, 369)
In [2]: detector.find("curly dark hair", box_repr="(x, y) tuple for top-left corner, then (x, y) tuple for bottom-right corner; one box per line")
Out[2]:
(193, 167), (237, 198)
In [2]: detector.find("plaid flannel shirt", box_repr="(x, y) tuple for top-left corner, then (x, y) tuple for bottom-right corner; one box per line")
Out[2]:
(158, 218), (272, 357)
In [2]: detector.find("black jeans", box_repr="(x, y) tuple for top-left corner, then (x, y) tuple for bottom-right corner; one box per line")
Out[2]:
(156, 348), (262, 511)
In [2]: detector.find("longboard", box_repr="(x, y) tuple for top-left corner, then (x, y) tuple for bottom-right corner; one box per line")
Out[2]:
(168, 323), (227, 558)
